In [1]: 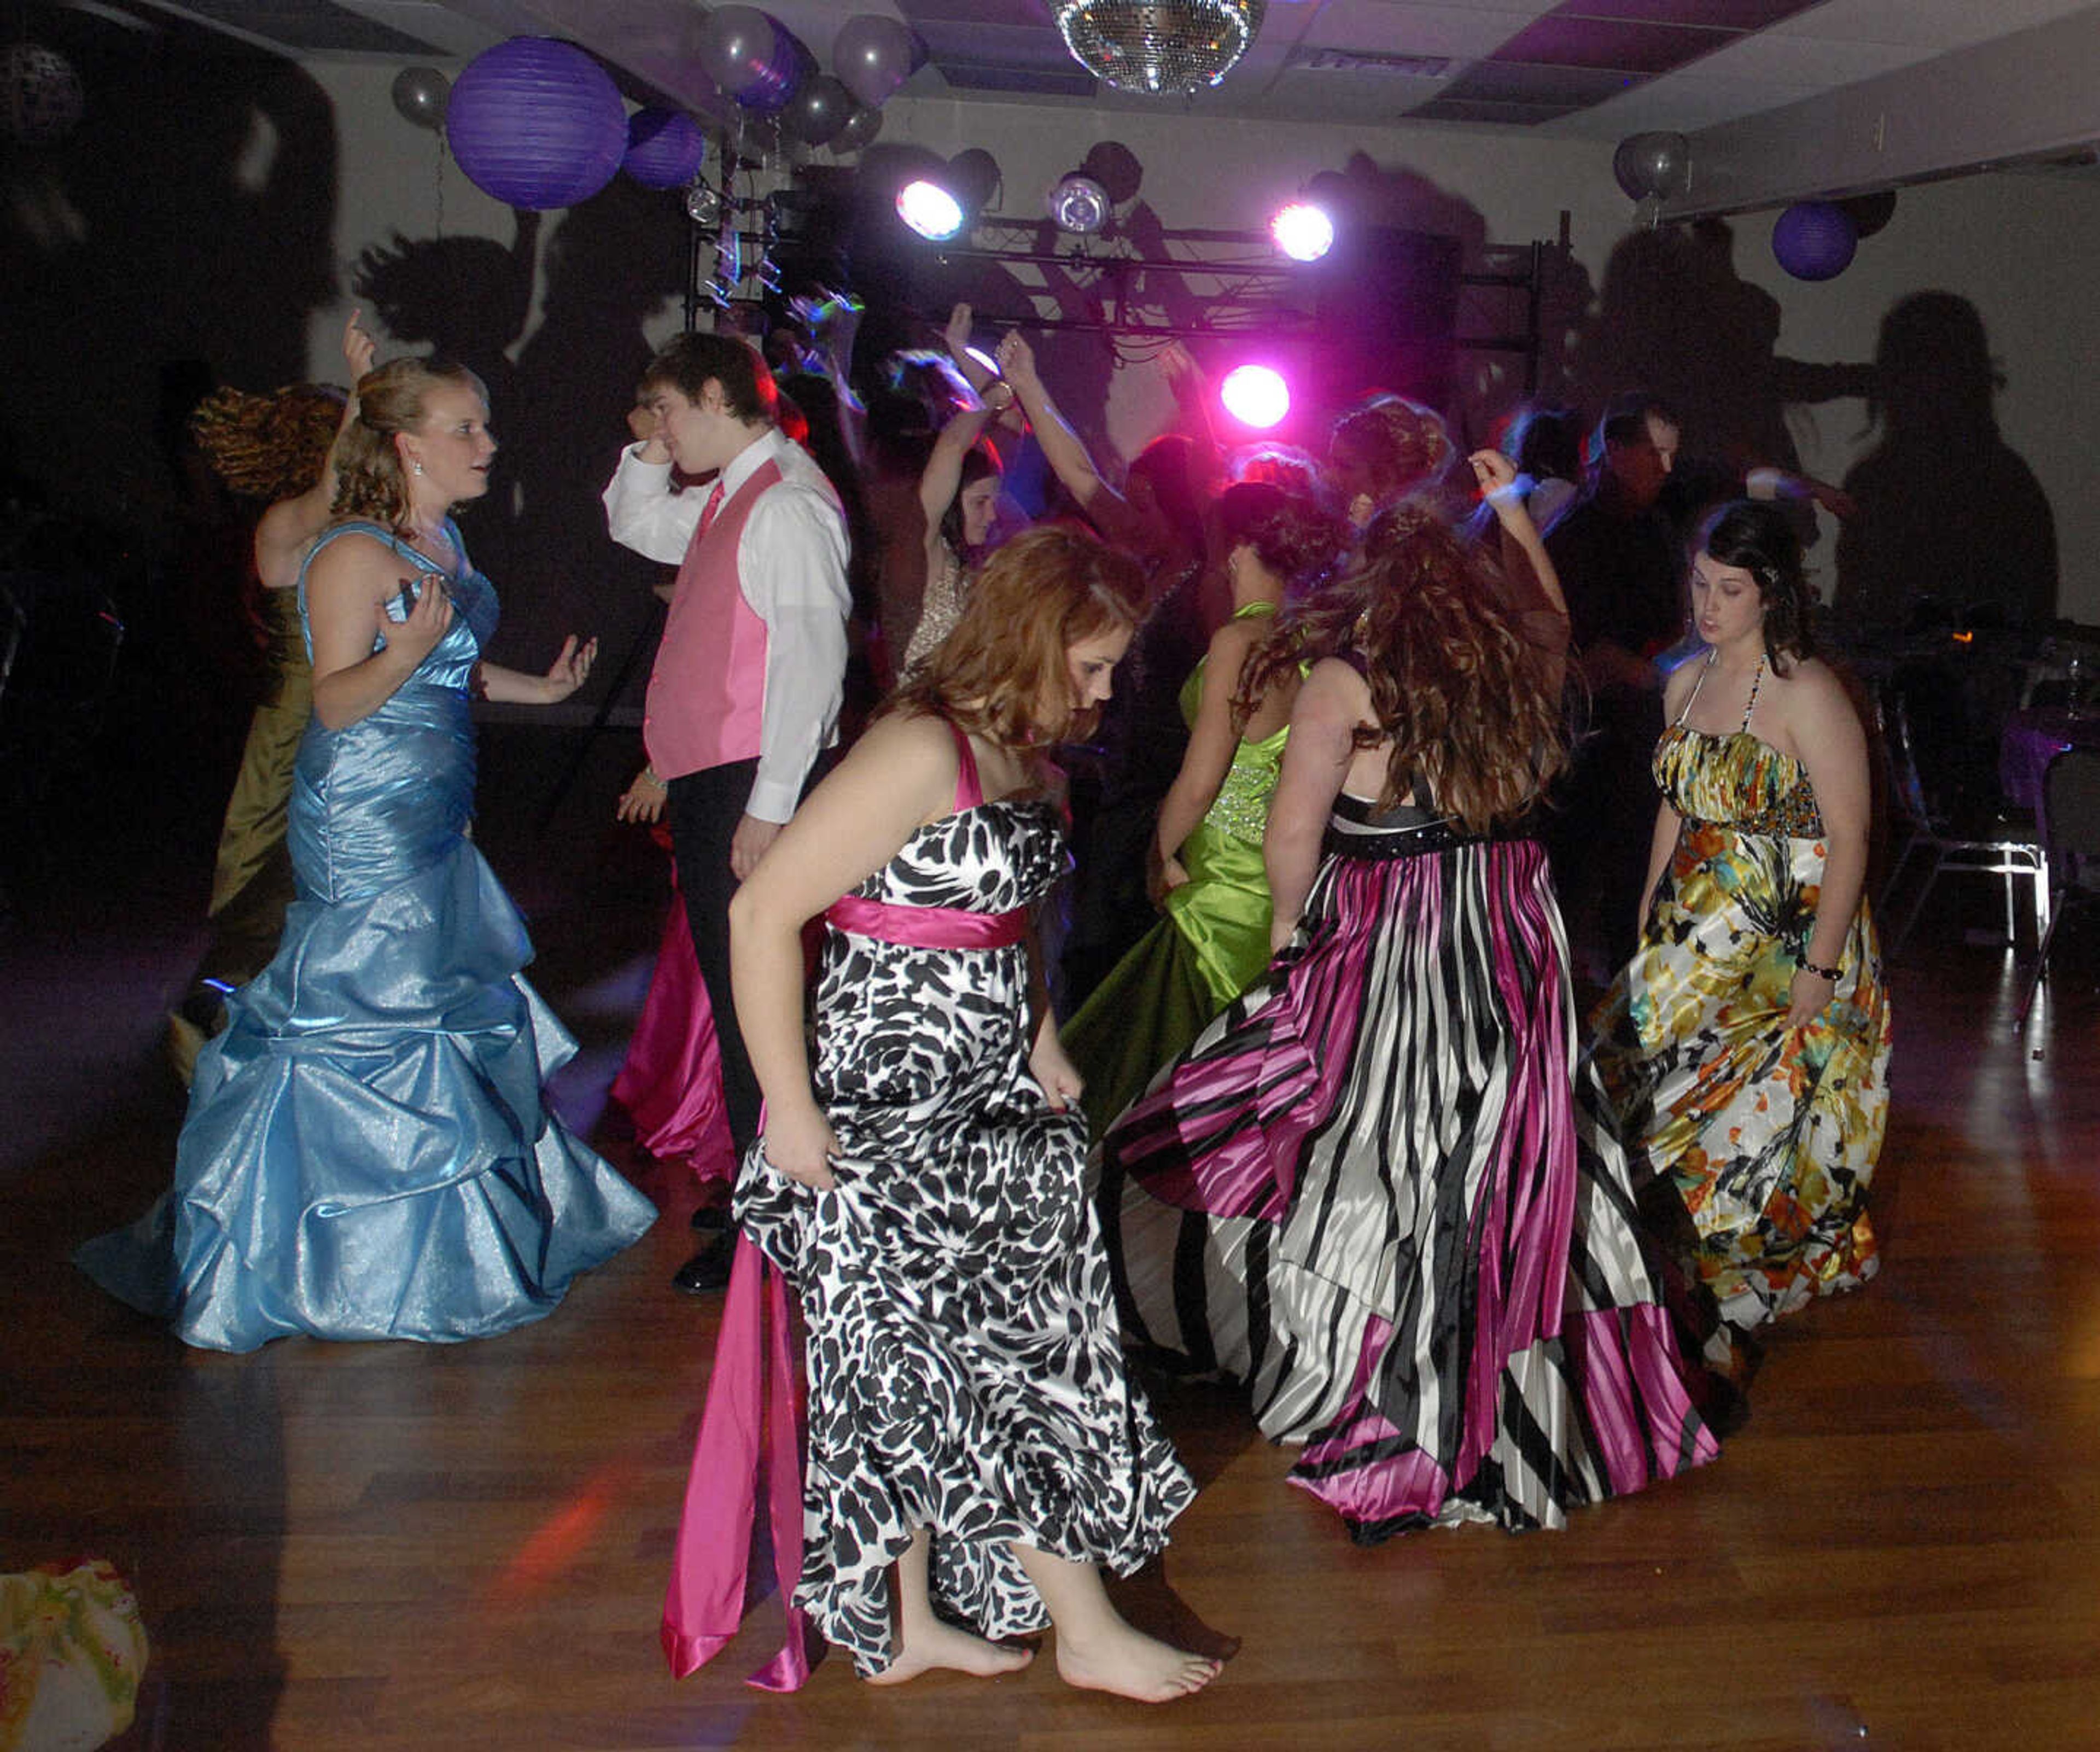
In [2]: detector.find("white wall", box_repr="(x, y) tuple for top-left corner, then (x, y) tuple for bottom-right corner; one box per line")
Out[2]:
(298, 68), (2100, 622)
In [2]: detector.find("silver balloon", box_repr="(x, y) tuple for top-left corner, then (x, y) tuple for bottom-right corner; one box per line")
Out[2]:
(833, 13), (921, 110)
(781, 73), (851, 147)
(1612, 131), (1689, 202)
(697, 6), (779, 93)
(1046, 173), (1110, 236)
(835, 102), (883, 153)
(390, 65), (450, 131)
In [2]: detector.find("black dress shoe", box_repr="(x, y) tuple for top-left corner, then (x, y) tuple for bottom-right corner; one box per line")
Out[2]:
(689, 1202), (731, 1231)
(671, 1229), (737, 1295)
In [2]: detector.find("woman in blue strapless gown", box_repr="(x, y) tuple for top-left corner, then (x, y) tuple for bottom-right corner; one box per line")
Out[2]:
(78, 359), (656, 1352)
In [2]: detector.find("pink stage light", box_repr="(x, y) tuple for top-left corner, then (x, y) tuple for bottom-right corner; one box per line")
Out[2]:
(1221, 364), (1290, 429)
(1270, 201), (1335, 262)
(896, 179), (965, 240)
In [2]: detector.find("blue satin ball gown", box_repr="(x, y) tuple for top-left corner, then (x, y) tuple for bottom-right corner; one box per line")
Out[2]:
(77, 520), (657, 1352)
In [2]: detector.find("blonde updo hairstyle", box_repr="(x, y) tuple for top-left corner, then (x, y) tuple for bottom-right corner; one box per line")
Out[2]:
(894, 523), (1141, 749)
(330, 358), (488, 533)
(1329, 395), (1454, 505)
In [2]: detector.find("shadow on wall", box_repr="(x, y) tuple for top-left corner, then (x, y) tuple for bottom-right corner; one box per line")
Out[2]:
(1836, 290), (2058, 632)
(351, 177), (688, 696)
(1567, 219), (1874, 495)
(0, 11), (337, 855)
(0, 13), (336, 538)
(352, 210), (540, 594)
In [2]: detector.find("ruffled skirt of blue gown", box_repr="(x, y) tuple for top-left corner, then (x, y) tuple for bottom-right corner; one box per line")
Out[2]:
(78, 837), (656, 1352)
(77, 557), (656, 1352)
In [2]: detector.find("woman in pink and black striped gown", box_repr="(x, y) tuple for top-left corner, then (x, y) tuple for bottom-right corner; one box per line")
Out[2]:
(1100, 459), (1724, 1544)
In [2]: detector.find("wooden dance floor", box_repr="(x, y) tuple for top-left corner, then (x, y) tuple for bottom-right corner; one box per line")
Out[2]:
(7, 733), (2097, 1751)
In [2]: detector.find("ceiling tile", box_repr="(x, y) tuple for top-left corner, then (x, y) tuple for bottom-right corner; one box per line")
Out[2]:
(1491, 15), (1733, 72)
(1299, 2), (1552, 59)
(1438, 59), (1642, 103)
(1551, 0), (1821, 27)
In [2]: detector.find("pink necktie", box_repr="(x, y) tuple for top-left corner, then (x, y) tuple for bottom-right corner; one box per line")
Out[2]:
(697, 477), (727, 535)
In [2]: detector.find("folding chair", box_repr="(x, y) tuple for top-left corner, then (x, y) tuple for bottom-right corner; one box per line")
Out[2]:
(1879, 687), (2047, 959)
(2012, 747), (2100, 1027)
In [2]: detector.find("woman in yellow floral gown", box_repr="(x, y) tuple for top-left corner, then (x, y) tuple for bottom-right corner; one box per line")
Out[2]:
(1591, 501), (1891, 1336)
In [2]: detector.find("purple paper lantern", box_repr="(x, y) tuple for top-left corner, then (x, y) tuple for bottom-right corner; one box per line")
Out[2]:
(624, 107), (706, 190)
(1771, 201), (1858, 282)
(446, 38), (626, 211)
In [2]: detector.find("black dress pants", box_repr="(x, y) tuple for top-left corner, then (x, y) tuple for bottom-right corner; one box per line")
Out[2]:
(667, 760), (763, 1155)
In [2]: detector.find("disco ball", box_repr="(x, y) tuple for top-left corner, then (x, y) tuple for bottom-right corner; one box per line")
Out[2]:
(1046, 173), (1111, 235)
(4, 43), (84, 144)
(685, 181), (723, 226)
(1055, 0), (1265, 96)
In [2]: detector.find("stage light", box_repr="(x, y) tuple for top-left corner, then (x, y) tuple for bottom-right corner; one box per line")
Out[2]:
(1221, 364), (1290, 429)
(897, 178), (965, 241)
(1046, 172), (1111, 235)
(1270, 201), (1334, 262)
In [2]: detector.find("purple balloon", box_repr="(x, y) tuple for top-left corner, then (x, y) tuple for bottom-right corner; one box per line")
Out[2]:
(623, 107), (706, 190)
(1772, 201), (1858, 282)
(833, 13), (923, 110)
(446, 37), (626, 211)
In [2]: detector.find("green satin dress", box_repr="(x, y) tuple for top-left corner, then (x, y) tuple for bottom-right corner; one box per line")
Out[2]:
(1063, 601), (1288, 1139)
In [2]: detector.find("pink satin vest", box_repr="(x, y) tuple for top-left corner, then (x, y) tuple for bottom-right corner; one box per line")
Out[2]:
(643, 457), (784, 780)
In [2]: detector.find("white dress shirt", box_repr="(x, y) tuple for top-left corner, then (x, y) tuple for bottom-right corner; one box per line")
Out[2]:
(604, 427), (851, 821)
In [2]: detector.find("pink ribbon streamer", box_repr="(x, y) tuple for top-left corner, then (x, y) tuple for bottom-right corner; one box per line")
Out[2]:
(661, 1235), (814, 1691)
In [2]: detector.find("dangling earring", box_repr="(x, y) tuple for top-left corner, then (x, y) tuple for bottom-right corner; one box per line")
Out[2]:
(412, 460), (425, 477)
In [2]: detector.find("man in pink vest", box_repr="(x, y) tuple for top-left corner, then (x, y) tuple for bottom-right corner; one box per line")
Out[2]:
(604, 333), (850, 1293)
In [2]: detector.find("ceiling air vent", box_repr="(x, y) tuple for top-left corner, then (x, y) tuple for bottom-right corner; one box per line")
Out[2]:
(1291, 49), (1453, 78)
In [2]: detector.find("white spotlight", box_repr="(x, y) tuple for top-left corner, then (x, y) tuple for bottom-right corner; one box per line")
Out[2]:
(1270, 201), (1334, 262)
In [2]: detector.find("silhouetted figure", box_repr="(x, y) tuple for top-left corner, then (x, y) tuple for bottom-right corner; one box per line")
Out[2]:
(1835, 291), (2058, 633)
(1572, 221), (1871, 505)
(1544, 393), (1686, 979)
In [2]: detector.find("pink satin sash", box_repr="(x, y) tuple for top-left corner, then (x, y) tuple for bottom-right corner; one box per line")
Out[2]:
(661, 1235), (815, 1690)
(823, 891), (1028, 949)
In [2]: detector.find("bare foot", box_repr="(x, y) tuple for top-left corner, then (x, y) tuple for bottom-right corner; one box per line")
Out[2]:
(1055, 1623), (1221, 1703)
(867, 1620), (1035, 1686)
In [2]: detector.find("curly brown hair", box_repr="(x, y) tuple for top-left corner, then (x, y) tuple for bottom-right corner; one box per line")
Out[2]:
(1234, 505), (1567, 832)
(330, 358), (488, 532)
(189, 384), (345, 501)
(892, 523), (1140, 749)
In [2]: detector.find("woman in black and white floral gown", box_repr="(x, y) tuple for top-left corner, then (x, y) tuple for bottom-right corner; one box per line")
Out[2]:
(724, 525), (1217, 1702)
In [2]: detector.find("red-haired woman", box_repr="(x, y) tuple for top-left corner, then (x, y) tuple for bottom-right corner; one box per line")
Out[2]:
(668, 525), (1217, 1701)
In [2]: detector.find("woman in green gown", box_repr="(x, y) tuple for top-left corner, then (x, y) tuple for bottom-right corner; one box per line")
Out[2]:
(1063, 482), (1344, 1137)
